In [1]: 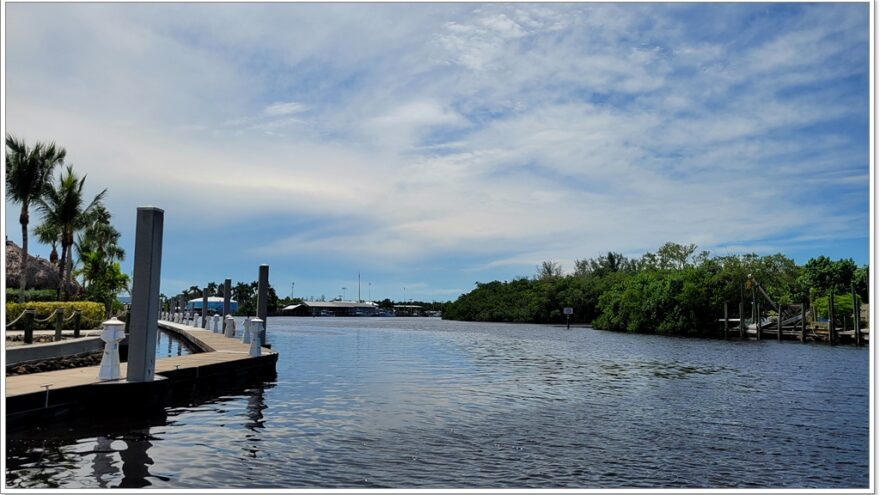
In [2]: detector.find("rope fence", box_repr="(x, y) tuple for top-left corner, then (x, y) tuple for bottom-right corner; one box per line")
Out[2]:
(5, 310), (28, 329)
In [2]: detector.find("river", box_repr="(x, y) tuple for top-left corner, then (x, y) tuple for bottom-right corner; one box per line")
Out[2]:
(5, 317), (869, 488)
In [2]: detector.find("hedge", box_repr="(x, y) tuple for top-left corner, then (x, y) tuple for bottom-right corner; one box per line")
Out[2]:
(5, 302), (105, 330)
(5, 289), (58, 303)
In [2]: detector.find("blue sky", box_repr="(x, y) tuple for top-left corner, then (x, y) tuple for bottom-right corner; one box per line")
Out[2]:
(3, 3), (871, 301)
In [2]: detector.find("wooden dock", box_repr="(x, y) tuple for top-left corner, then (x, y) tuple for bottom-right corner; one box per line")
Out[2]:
(6, 321), (277, 424)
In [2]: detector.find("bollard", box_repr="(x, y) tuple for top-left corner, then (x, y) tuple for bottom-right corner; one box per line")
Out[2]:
(249, 318), (263, 357)
(54, 308), (64, 341)
(98, 317), (126, 381)
(224, 315), (236, 338)
(73, 310), (82, 338)
(23, 309), (36, 345)
(212, 314), (220, 333)
(241, 317), (252, 344)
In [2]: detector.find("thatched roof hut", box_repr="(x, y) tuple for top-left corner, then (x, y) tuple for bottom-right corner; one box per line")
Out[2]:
(5, 239), (81, 294)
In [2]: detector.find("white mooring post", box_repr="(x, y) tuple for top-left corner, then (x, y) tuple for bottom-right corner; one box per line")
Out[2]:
(249, 318), (263, 357)
(224, 315), (236, 338)
(98, 317), (126, 381)
(241, 317), (252, 344)
(126, 207), (164, 383)
(212, 314), (220, 333)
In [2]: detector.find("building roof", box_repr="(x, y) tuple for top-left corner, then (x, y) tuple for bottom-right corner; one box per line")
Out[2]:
(188, 296), (238, 303)
(282, 301), (377, 310)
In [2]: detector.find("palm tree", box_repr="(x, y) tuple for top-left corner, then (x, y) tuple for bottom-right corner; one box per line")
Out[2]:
(75, 204), (124, 287)
(5, 135), (66, 301)
(33, 222), (61, 266)
(36, 165), (106, 300)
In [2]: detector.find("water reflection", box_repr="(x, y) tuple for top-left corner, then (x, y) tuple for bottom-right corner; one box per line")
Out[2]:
(91, 437), (117, 488)
(118, 430), (153, 488)
(155, 329), (193, 359)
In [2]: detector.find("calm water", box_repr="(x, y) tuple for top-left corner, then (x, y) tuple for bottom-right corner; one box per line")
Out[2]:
(155, 329), (194, 359)
(6, 317), (869, 488)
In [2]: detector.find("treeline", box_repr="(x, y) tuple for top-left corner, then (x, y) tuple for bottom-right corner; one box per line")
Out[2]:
(443, 242), (869, 336)
(165, 281), (280, 316)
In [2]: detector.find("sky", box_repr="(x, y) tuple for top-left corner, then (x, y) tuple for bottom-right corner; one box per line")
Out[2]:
(3, 3), (871, 302)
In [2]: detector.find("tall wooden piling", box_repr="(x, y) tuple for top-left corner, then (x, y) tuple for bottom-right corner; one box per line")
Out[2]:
(223, 278), (232, 319)
(723, 302), (729, 339)
(828, 293), (835, 345)
(126, 207), (164, 383)
(257, 264), (269, 346)
(756, 302), (761, 340)
(777, 305), (782, 341)
(800, 303), (806, 343)
(852, 284), (861, 347)
(202, 288), (209, 328)
(739, 302), (745, 338)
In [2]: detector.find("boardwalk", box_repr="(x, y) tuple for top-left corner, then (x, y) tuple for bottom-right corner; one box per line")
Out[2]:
(6, 321), (277, 421)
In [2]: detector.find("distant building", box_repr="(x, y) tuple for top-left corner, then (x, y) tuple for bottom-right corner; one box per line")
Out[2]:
(281, 301), (380, 317)
(187, 296), (238, 315)
(393, 304), (423, 316)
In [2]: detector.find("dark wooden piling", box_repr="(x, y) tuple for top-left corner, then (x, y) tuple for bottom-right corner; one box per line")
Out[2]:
(756, 302), (761, 340)
(73, 310), (82, 338)
(828, 293), (835, 345)
(739, 302), (745, 338)
(723, 302), (729, 339)
(777, 305), (782, 341)
(800, 303), (807, 343)
(54, 309), (63, 341)
(23, 309), (35, 344)
(852, 284), (861, 347)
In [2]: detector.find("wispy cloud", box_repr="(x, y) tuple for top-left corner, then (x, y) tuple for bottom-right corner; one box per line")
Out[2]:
(4, 3), (869, 298)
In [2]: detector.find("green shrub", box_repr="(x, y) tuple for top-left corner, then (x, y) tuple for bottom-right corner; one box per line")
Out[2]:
(5, 301), (105, 330)
(813, 294), (862, 324)
(5, 289), (58, 303)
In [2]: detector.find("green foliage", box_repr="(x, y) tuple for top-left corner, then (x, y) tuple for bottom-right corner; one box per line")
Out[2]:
(6, 301), (105, 330)
(444, 242), (868, 336)
(6, 134), (67, 301)
(812, 294), (862, 321)
(36, 164), (107, 300)
(797, 256), (858, 299)
(5, 289), (58, 303)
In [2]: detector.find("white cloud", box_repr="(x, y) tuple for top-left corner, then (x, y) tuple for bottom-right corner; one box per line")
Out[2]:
(4, 3), (869, 295)
(264, 101), (307, 116)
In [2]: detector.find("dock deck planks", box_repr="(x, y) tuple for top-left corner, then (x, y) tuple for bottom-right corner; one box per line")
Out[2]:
(5, 321), (274, 398)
